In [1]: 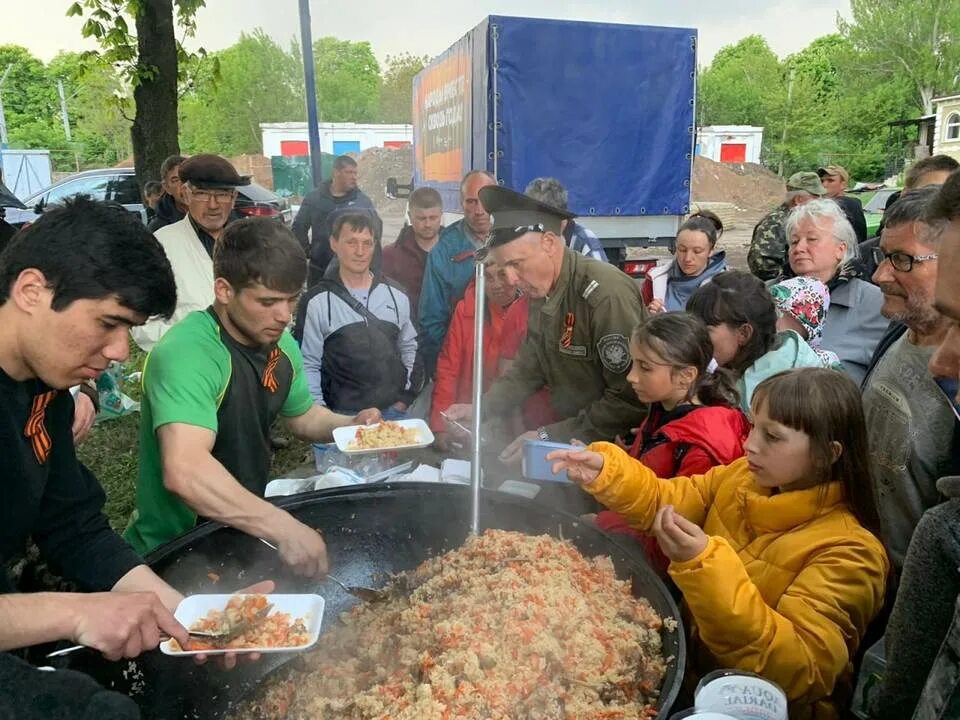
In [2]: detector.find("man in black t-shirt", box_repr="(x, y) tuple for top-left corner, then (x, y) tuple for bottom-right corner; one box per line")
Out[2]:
(0, 197), (196, 718)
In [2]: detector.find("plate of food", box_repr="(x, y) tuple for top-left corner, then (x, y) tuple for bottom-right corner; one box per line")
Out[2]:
(160, 593), (323, 656)
(332, 418), (435, 454)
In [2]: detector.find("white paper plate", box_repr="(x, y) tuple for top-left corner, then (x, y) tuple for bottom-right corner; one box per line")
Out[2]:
(332, 418), (435, 455)
(160, 594), (324, 656)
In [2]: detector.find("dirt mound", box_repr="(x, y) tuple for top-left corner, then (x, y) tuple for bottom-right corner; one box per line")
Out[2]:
(692, 156), (784, 212)
(355, 146), (413, 216)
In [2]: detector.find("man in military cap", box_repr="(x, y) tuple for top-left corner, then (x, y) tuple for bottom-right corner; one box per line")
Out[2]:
(748, 171), (825, 281)
(818, 164), (867, 244)
(132, 154), (250, 351)
(447, 186), (646, 460)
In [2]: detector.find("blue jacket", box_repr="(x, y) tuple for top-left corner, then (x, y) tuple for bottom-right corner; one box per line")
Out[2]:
(417, 219), (480, 377)
(565, 221), (607, 261)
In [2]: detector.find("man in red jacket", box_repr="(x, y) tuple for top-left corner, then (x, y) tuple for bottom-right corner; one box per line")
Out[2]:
(381, 187), (443, 314)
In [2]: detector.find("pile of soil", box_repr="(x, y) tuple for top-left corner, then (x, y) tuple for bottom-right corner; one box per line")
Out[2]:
(691, 156), (785, 212)
(355, 146), (413, 216)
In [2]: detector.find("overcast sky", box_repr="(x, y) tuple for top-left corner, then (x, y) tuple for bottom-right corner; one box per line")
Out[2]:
(2, 0), (851, 66)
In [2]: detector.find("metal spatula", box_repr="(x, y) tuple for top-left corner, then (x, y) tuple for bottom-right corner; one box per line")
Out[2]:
(258, 537), (389, 602)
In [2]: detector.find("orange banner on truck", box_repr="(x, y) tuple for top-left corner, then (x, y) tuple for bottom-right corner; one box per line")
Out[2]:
(413, 47), (472, 184)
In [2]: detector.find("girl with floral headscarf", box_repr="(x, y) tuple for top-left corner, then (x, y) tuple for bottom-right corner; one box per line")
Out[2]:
(770, 276), (843, 370)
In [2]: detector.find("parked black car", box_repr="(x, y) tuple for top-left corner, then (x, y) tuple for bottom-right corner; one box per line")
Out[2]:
(2, 167), (292, 228)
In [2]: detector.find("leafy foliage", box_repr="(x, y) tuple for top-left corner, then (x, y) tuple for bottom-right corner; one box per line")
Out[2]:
(697, 4), (960, 181)
(839, 0), (960, 113)
(312, 37), (382, 122)
(180, 30), (305, 156)
(379, 53), (430, 123)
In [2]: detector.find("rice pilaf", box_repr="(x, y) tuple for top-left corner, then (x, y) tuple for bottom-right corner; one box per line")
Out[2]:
(234, 529), (672, 720)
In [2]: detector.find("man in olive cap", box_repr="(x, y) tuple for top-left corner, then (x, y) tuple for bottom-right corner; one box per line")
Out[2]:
(818, 164), (867, 244)
(748, 171), (825, 281)
(132, 154), (250, 351)
(447, 185), (647, 460)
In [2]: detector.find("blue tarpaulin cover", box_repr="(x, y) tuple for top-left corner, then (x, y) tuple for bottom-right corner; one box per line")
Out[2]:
(414, 16), (696, 217)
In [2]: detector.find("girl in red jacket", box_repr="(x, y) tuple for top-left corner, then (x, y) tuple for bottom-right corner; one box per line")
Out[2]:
(595, 312), (751, 574)
(431, 259), (524, 451)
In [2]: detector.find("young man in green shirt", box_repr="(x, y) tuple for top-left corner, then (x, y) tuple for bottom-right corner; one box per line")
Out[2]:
(125, 218), (380, 575)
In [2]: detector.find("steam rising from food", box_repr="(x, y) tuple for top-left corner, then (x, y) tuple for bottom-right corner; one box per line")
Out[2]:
(233, 530), (672, 719)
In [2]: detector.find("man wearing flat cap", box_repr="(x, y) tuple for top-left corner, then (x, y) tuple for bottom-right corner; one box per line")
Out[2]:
(748, 171), (825, 281)
(448, 186), (647, 461)
(818, 164), (867, 244)
(132, 154), (250, 351)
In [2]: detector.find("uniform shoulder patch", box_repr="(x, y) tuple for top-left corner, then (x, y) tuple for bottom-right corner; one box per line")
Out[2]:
(597, 333), (631, 374)
(581, 280), (600, 300)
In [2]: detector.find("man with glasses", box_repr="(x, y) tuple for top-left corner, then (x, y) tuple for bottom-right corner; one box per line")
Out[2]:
(133, 154), (247, 351)
(862, 185), (960, 572)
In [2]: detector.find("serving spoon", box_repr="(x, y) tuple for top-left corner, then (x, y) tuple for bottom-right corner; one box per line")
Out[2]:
(257, 538), (389, 602)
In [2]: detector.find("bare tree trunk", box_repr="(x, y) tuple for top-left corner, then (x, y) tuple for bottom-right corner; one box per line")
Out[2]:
(130, 0), (179, 191)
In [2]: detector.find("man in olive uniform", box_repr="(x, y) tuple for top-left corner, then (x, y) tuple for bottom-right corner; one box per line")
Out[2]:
(748, 171), (825, 281)
(448, 185), (647, 461)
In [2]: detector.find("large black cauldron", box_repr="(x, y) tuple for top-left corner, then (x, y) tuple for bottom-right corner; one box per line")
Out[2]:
(64, 483), (685, 719)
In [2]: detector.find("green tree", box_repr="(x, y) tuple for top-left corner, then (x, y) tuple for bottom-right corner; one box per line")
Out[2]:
(0, 45), (57, 127)
(379, 52), (429, 123)
(839, 0), (960, 113)
(698, 36), (785, 128)
(47, 51), (134, 168)
(67, 0), (208, 187)
(312, 37), (381, 122)
(180, 30), (304, 156)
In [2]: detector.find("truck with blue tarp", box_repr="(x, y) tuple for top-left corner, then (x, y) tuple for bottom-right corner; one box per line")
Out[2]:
(409, 15), (698, 269)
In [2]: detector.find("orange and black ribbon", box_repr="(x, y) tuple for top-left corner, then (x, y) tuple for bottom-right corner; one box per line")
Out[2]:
(262, 348), (281, 393)
(25, 390), (57, 464)
(560, 312), (576, 349)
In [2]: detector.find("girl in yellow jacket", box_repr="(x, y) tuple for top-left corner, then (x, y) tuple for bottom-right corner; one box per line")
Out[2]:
(549, 367), (888, 720)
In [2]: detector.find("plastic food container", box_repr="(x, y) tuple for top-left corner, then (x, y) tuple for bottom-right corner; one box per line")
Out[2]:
(521, 440), (578, 482)
(694, 670), (788, 720)
(332, 418), (435, 454)
(160, 594), (324, 656)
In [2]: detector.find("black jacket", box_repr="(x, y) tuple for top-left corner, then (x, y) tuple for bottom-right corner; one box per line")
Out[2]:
(147, 193), (185, 232)
(292, 182), (380, 285)
(0, 370), (141, 596)
(834, 194), (867, 244)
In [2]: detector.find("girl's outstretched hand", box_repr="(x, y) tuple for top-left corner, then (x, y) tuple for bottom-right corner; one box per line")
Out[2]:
(652, 505), (708, 562)
(546, 448), (604, 486)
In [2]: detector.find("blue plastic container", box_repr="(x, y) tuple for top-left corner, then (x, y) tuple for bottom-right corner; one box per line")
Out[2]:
(521, 440), (578, 482)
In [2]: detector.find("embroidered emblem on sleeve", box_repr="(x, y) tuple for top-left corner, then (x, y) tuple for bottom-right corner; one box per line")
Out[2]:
(597, 334), (631, 374)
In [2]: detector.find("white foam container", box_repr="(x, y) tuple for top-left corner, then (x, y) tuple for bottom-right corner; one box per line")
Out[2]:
(160, 594), (324, 656)
(332, 418), (435, 455)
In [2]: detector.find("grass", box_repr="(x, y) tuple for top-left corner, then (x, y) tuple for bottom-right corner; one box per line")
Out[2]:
(77, 340), (313, 532)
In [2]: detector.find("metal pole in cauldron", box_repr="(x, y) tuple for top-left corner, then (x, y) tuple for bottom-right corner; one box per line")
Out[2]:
(469, 259), (485, 535)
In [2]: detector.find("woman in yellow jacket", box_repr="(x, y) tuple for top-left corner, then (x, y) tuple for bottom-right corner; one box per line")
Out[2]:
(549, 368), (888, 720)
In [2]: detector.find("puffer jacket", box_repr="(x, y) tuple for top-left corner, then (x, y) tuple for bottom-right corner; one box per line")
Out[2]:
(429, 279), (522, 432)
(584, 445), (889, 720)
(595, 403), (751, 573)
